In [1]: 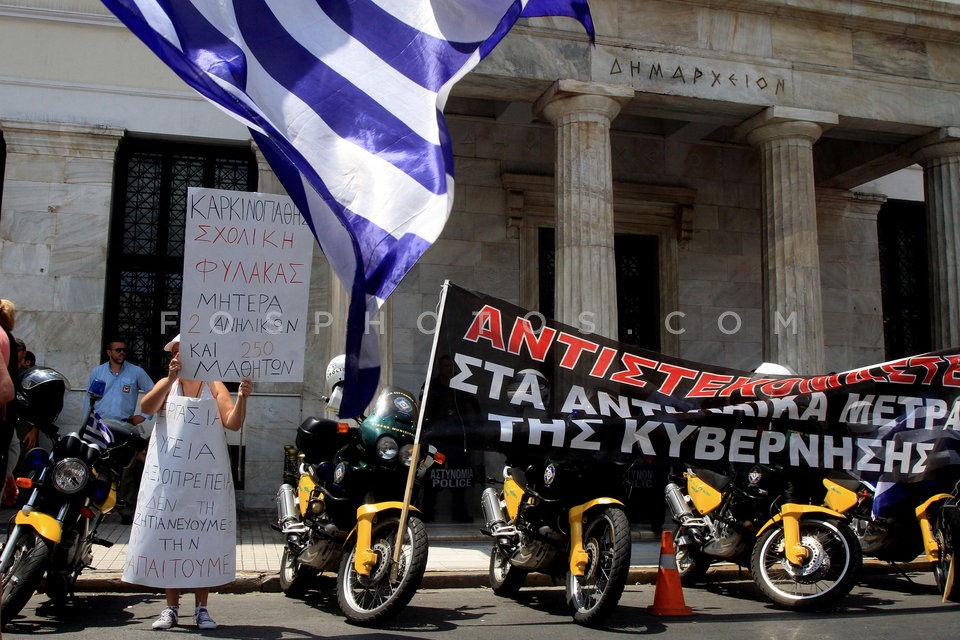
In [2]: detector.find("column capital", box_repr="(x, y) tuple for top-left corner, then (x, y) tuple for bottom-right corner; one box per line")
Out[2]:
(534, 79), (634, 124)
(736, 106), (838, 147)
(902, 126), (960, 166)
(0, 118), (123, 158)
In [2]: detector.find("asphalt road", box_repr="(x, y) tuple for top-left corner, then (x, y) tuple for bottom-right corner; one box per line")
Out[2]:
(4, 569), (959, 639)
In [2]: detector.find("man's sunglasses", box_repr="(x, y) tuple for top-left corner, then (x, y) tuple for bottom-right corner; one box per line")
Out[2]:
(111, 348), (127, 353)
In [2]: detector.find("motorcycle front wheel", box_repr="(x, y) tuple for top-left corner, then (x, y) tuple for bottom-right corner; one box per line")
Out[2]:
(489, 541), (527, 597)
(750, 517), (861, 611)
(565, 506), (631, 627)
(336, 515), (428, 625)
(279, 546), (318, 597)
(933, 513), (959, 603)
(1, 528), (52, 622)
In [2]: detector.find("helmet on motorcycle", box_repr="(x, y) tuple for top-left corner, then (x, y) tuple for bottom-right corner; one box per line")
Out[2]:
(506, 368), (551, 408)
(325, 355), (346, 413)
(16, 366), (68, 425)
(752, 362), (795, 376)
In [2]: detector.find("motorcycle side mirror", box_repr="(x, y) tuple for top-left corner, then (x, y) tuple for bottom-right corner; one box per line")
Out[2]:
(107, 436), (148, 471)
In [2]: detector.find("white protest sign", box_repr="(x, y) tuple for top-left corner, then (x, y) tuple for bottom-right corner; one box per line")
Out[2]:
(179, 187), (313, 382)
(122, 392), (236, 588)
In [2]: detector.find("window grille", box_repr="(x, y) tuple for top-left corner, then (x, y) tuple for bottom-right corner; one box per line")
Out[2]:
(104, 138), (257, 379)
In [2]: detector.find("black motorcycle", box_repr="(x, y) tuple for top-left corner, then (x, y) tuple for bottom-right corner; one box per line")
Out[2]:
(850, 477), (960, 602)
(273, 381), (440, 625)
(934, 482), (960, 601)
(480, 456), (633, 627)
(666, 463), (862, 611)
(0, 371), (148, 623)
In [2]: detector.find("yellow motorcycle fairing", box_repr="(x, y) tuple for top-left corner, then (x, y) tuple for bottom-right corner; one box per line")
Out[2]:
(915, 493), (953, 561)
(822, 478), (858, 514)
(350, 502), (421, 576)
(15, 509), (62, 544)
(93, 467), (119, 513)
(99, 484), (118, 514)
(567, 497), (625, 577)
(687, 474), (722, 515)
(503, 475), (524, 521)
(297, 473), (316, 517)
(756, 503), (846, 566)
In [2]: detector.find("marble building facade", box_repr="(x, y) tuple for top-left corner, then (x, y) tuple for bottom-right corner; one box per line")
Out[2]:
(1, 0), (958, 509)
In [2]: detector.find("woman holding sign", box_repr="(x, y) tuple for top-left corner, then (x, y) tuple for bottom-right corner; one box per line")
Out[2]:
(123, 334), (252, 631)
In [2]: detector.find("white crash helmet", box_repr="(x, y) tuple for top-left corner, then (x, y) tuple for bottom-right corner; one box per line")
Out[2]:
(753, 362), (796, 376)
(506, 368), (551, 404)
(325, 355), (346, 412)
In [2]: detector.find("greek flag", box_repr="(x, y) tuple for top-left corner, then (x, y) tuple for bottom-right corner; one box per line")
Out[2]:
(83, 411), (115, 449)
(100, 0), (594, 417)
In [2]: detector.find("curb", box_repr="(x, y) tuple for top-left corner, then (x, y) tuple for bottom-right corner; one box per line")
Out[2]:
(71, 568), (662, 594)
(72, 558), (927, 594)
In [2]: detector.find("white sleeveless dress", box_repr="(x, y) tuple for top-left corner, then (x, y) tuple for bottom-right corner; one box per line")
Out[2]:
(122, 381), (237, 588)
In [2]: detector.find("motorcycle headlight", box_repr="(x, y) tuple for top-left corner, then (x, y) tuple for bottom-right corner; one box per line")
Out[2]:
(399, 444), (414, 466)
(53, 457), (90, 494)
(377, 436), (399, 461)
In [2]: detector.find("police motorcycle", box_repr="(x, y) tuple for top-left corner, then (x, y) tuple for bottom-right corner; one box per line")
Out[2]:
(1, 369), (148, 623)
(665, 361), (862, 611)
(666, 459), (862, 610)
(480, 454), (633, 627)
(848, 475), (960, 602)
(934, 483), (960, 602)
(273, 356), (441, 625)
(831, 405), (960, 602)
(477, 369), (632, 627)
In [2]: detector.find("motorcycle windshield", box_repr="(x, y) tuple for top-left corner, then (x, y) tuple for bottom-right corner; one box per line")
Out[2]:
(364, 387), (419, 435)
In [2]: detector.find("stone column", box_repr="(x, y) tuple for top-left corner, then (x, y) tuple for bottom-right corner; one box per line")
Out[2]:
(907, 127), (960, 349)
(534, 80), (633, 340)
(737, 107), (838, 375)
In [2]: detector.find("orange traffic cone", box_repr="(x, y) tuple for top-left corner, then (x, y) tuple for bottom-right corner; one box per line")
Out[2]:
(646, 530), (694, 616)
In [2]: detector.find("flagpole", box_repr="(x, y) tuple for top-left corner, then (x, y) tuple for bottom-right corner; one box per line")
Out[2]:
(392, 281), (451, 572)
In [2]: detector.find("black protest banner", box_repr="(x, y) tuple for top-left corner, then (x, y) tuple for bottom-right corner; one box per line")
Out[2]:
(421, 283), (960, 484)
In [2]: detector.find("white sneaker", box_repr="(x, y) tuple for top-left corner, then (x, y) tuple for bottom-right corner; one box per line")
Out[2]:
(194, 606), (218, 630)
(152, 606), (179, 630)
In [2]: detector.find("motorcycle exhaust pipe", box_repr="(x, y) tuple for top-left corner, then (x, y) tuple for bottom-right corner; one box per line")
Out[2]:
(664, 482), (694, 523)
(481, 487), (506, 529)
(276, 484), (299, 529)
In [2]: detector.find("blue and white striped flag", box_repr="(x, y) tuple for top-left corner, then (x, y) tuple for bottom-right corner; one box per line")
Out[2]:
(83, 411), (115, 449)
(100, 0), (594, 417)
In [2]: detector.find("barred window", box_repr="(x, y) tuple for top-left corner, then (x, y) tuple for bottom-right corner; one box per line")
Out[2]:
(104, 137), (257, 379)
